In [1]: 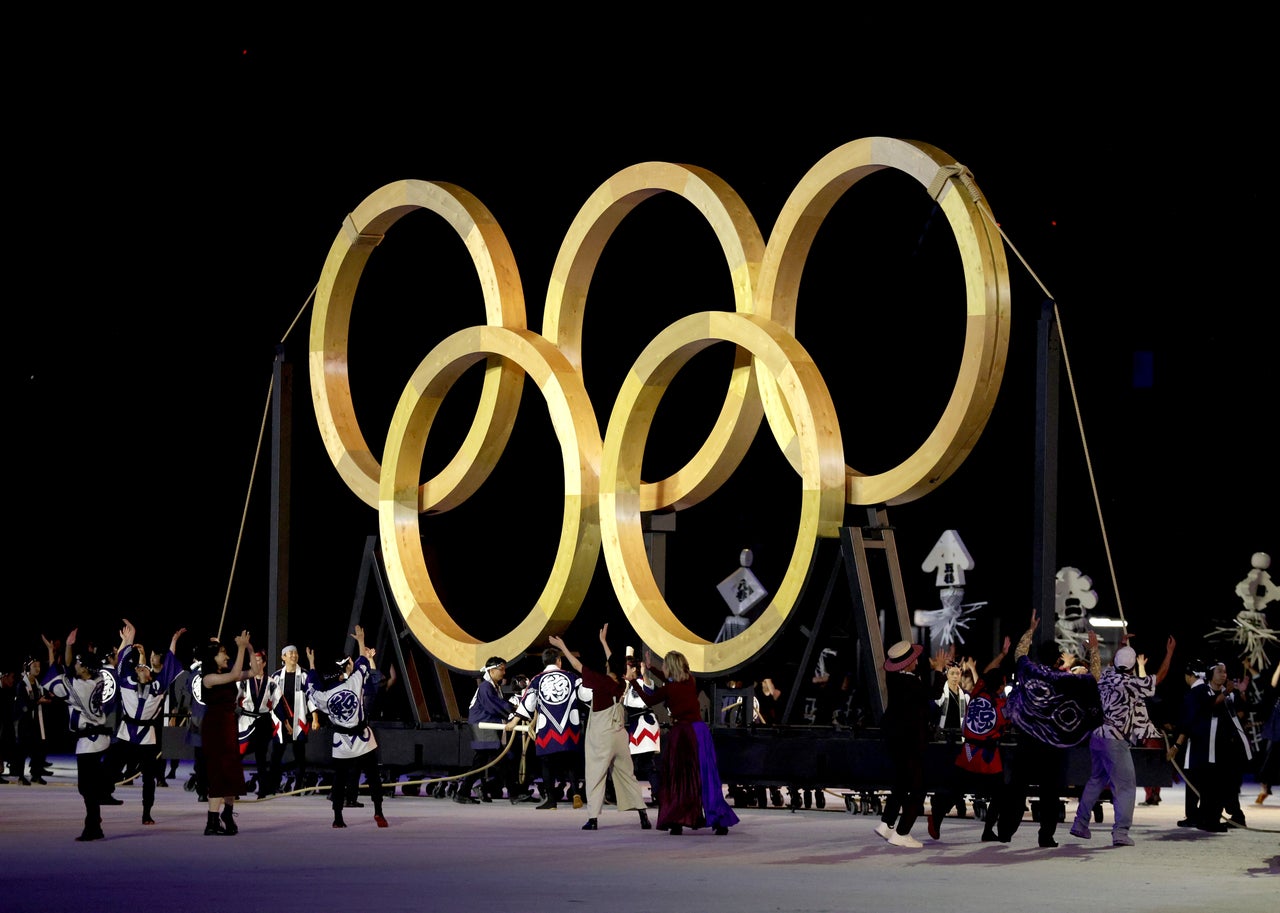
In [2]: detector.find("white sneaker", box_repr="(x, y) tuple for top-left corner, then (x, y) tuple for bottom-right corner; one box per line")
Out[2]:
(873, 822), (893, 841)
(888, 831), (923, 848)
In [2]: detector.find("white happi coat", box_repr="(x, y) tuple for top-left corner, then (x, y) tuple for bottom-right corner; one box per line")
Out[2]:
(115, 650), (182, 746)
(44, 664), (119, 755)
(623, 679), (661, 755)
(236, 673), (282, 747)
(306, 658), (378, 760)
(268, 665), (315, 743)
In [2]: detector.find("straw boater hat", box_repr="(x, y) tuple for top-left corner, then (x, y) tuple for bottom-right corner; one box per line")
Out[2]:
(883, 640), (924, 672)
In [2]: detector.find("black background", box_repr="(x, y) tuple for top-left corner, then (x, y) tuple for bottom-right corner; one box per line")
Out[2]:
(10, 28), (1274, 700)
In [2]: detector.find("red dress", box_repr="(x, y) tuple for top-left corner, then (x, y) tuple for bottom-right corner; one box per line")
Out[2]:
(202, 677), (247, 799)
(638, 676), (739, 831)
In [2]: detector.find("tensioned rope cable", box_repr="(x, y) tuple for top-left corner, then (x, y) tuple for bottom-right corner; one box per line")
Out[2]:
(930, 163), (1126, 628)
(216, 283), (317, 641)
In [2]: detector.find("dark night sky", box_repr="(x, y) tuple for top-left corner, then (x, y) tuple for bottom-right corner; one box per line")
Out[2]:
(10, 31), (1274, 695)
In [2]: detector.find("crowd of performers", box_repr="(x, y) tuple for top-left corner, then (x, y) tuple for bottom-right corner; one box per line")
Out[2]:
(3, 612), (1278, 845)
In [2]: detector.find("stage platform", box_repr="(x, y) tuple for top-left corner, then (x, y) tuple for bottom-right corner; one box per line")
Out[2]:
(0, 757), (1275, 913)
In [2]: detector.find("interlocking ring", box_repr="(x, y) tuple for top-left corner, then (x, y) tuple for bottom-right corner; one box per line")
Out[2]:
(310, 180), (527, 513)
(379, 326), (601, 670)
(310, 138), (1009, 674)
(600, 311), (845, 671)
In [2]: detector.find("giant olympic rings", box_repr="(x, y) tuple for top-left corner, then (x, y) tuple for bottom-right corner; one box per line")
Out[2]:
(310, 137), (1010, 674)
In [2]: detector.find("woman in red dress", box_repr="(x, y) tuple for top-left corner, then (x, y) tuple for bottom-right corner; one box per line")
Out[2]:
(198, 630), (253, 835)
(635, 650), (738, 835)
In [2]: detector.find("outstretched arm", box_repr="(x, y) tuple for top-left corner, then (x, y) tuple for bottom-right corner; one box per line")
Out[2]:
(1086, 630), (1102, 680)
(1154, 636), (1175, 684)
(65, 629), (77, 667)
(169, 627), (187, 656)
(1014, 610), (1038, 660)
(598, 623), (612, 662)
(548, 635), (583, 673)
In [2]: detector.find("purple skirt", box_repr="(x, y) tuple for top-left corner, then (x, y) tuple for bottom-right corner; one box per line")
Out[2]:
(656, 720), (740, 831)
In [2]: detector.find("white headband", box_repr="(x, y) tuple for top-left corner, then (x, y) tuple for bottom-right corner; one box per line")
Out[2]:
(281, 645), (297, 657)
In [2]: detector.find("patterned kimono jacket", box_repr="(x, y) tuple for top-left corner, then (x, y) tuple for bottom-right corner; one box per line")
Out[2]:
(514, 664), (584, 757)
(44, 663), (119, 756)
(306, 658), (378, 760)
(115, 649), (182, 747)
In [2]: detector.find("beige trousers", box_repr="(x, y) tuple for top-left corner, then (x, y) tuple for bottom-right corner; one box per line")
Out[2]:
(583, 701), (646, 817)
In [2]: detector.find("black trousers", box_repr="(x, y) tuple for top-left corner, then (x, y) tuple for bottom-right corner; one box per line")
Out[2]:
(1003, 738), (1067, 841)
(331, 752), (384, 817)
(880, 743), (925, 834)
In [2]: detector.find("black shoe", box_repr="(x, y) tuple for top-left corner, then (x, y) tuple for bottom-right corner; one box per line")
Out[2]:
(480, 793), (493, 803)
(142, 816), (156, 826)
(332, 820), (347, 828)
(345, 800), (365, 808)
(76, 829), (105, 842)
(1177, 818), (1196, 828)
(220, 813), (238, 836)
(101, 796), (124, 806)
(1038, 836), (1059, 848)
(156, 778), (168, 788)
(713, 825), (729, 835)
(31, 776), (47, 785)
(453, 795), (478, 805)
(639, 810), (652, 830)
(582, 818), (598, 830)
(18, 776), (31, 786)
(668, 825), (683, 835)
(535, 798), (558, 810)
(204, 822), (227, 836)
(1198, 821), (1229, 833)
(981, 830), (999, 842)
(1228, 814), (1246, 827)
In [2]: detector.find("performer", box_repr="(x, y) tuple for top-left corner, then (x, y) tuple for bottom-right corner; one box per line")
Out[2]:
(13, 655), (53, 784)
(1182, 659), (1253, 831)
(235, 650), (278, 797)
(113, 620), (185, 825)
(547, 626), (651, 831)
(874, 640), (931, 848)
(267, 644), (318, 795)
(623, 650), (662, 807)
(928, 658), (1012, 842)
(1069, 634), (1175, 846)
(633, 649), (739, 836)
(175, 655), (208, 801)
(42, 628), (120, 842)
(512, 646), (586, 809)
(1002, 608), (1102, 848)
(198, 631), (253, 835)
(305, 625), (388, 829)
(458, 656), (516, 803)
